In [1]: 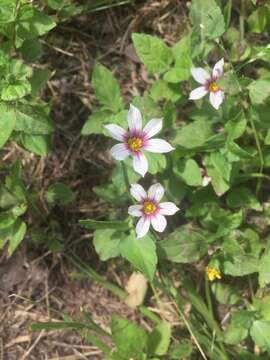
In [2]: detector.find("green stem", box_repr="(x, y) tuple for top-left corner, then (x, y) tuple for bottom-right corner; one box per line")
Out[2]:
(121, 162), (130, 194)
(239, 0), (245, 43)
(226, 0), (232, 28)
(205, 275), (214, 321)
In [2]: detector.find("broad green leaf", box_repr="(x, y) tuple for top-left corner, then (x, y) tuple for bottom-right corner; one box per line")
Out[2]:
(8, 219), (27, 256)
(0, 211), (16, 229)
(30, 68), (51, 97)
(253, 296), (270, 321)
(111, 315), (147, 357)
(1, 80), (31, 101)
(169, 341), (193, 359)
(248, 8), (267, 33)
(81, 111), (110, 135)
(158, 225), (208, 263)
(190, 0), (225, 40)
(206, 165), (230, 197)
(248, 79), (270, 105)
(211, 282), (241, 305)
(80, 219), (130, 230)
(120, 234), (157, 281)
(91, 63), (123, 113)
(147, 321), (171, 356)
(21, 38), (42, 62)
(149, 80), (181, 102)
(223, 254), (259, 276)
(93, 229), (123, 261)
(46, 183), (75, 206)
(174, 158), (202, 187)
(14, 106), (54, 135)
(145, 152), (166, 175)
(250, 321), (270, 350)
(132, 33), (173, 74)
(19, 133), (51, 156)
(210, 152), (232, 182)
(0, 0), (17, 24)
(226, 187), (262, 211)
(0, 105), (16, 148)
(225, 111), (247, 141)
(16, 5), (56, 41)
(173, 119), (212, 149)
(224, 310), (254, 345)
(258, 250), (270, 288)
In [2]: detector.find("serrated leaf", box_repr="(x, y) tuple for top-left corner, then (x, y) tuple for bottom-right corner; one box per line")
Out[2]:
(1, 80), (31, 101)
(91, 63), (123, 113)
(111, 315), (147, 357)
(93, 229), (123, 261)
(132, 33), (173, 74)
(158, 225), (208, 263)
(46, 182), (74, 206)
(190, 0), (225, 40)
(120, 234), (157, 281)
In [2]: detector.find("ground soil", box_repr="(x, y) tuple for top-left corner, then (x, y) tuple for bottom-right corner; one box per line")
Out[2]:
(0, 1), (188, 359)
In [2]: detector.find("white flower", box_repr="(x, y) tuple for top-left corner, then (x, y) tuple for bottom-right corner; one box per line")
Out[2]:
(189, 58), (225, 110)
(104, 105), (174, 177)
(128, 183), (180, 238)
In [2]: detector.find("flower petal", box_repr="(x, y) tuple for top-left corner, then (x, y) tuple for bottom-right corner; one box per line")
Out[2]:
(191, 68), (210, 84)
(151, 214), (167, 232)
(159, 202), (180, 215)
(130, 183), (147, 202)
(128, 104), (142, 132)
(209, 90), (224, 110)
(136, 217), (150, 238)
(148, 183), (164, 202)
(111, 143), (130, 160)
(104, 124), (126, 141)
(212, 58), (224, 79)
(146, 139), (174, 153)
(128, 204), (143, 217)
(133, 152), (148, 177)
(143, 118), (163, 139)
(189, 86), (208, 100)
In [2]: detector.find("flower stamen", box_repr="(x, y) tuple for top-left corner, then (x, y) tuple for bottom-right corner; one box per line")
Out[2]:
(208, 82), (220, 93)
(128, 137), (143, 152)
(143, 201), (157, 215)
(206, 266), (221, 281)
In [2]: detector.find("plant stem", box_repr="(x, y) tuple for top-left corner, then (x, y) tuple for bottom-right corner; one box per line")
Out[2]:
(121, 162), (130, 194)
(239, 0), (245, 43)
(205, 275), (214, 322)
(226, 0), (232, 28)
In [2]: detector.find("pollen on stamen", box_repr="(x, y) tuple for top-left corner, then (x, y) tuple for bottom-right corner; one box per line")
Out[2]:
(128, 137), (143, 152)
(143, 201), (157, 215)
(208, 82), (220, 93)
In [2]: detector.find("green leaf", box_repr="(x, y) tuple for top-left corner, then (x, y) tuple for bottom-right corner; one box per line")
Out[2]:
(132, 33), (173, 74)
(226, 187), (262, 211)
(149, 80), (182, 102)
(120, 234), (157, 281)
(147, 321), (171, 356)
(21, 38), (42, 62)
(8, 219), (27, 256)
(0, 211), (16, 229)
(206, 164), (230, 197)
(30, 68), (51, 97)
(248, 79), (270, 105)
(248, 8), (267, 33)
(145, 152), (166, 175)
(93, 229), (123, 261)
(0, 0), (17, 24)
(81, 111), (110, 135)
(174, 158), (202, 187)
(158, 225), (208, 263)
(173, 119), (212, 149)
(169, 341), (193, 359)
(1, 80), (31, 101)
(111, 315), (147, 357)
(91, 63), (123, 113)
(0, 104), (16, 148)
(223, 254), (260, 276)
(19, 134), (51, 156)
(258, 250), (270, 288)
(210, 152), (232, 182)
(16, 5), (56, 41)
(46, 183), (75, 206)
(265, 129), (270, 145)
(250, 321), (270, 350)
(190, 0), (225, 40)
(224, 310), (254, 344)
(225, 111), (247, 141)
(80, 219), (130, 231)
(14, 106), (54, 135)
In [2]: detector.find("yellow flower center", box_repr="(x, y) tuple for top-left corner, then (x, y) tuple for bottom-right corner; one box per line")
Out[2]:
(206, 266), (221, 282)
(128, 137), (143, 152)
(208, 82), (220, 93)
(143, 201), (157, 215)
